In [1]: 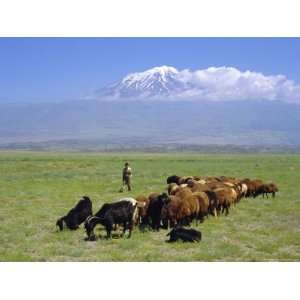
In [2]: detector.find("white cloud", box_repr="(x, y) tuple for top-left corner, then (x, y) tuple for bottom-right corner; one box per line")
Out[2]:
(175, 66), (300, 103)
(96, 65), (300, 104)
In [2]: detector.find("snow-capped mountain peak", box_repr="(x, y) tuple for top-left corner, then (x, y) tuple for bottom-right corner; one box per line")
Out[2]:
(94, 65), (300, 103)
(96, 65), (184, 99)
(121, 65), (179, 88)
(123, 65), (178, 79)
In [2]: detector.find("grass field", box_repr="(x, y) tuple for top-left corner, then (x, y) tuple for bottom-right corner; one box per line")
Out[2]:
(0, 151), (299, 262)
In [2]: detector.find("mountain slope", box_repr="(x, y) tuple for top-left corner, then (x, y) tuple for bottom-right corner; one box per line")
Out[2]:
(95, 66), (187, 99)
(0, 100), (300, 147)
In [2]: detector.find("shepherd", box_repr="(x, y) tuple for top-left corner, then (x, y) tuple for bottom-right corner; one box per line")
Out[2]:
(119, 162), (132, 192)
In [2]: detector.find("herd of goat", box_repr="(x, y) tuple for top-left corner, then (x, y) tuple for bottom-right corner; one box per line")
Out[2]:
(56, 175), (279, 243)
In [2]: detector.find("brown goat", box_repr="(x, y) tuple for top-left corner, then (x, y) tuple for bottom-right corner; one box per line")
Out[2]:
(173, 187), (200, 225)
(264, 182), (279, 197)
(187, 179), (211, 193)
(135, 194), (150, 225)
(167, 183), (179, 195)
(161, 195), (190, 228)
(209, 187), (236, 216)
(192, 191), (209, 222)
(255, 182), (279, 198)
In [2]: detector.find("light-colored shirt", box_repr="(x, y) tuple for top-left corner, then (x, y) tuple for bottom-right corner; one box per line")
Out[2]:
(123, 166), (132, 178)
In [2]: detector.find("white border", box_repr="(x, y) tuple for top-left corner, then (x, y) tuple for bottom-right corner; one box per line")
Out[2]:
(0, 0), (299, 36)
(0, 1), (299, 299)
(0, 263), (299, 300)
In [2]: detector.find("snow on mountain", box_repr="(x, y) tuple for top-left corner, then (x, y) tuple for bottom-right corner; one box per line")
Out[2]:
(94, 65), (300, 103)
(95, 65), (187, 99)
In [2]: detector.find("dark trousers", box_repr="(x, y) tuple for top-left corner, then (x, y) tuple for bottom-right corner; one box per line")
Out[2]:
(123, 176), (131, 191)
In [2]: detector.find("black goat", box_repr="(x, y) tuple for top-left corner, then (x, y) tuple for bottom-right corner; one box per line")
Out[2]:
(166, 175), (181, 185)
(146, 193), (169, 231)
(166, 227), (202, 243)
(56, 196), (92, 231)
(84, 198), (137, 240)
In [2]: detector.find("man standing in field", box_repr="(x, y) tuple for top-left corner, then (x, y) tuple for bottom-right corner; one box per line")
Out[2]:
(120, 162), (132, 192)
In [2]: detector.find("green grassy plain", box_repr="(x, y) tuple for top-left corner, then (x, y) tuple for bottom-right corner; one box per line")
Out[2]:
(0, 151), (299, 261)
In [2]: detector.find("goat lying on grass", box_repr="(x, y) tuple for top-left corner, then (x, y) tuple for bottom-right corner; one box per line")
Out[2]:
(166, 227), (202, 243)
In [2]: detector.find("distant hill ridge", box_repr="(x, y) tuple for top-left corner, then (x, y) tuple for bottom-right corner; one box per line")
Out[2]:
(0, 99), (300, 148)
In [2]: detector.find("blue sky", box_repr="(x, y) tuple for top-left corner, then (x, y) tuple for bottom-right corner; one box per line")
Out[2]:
(0, 38), (299, 103)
